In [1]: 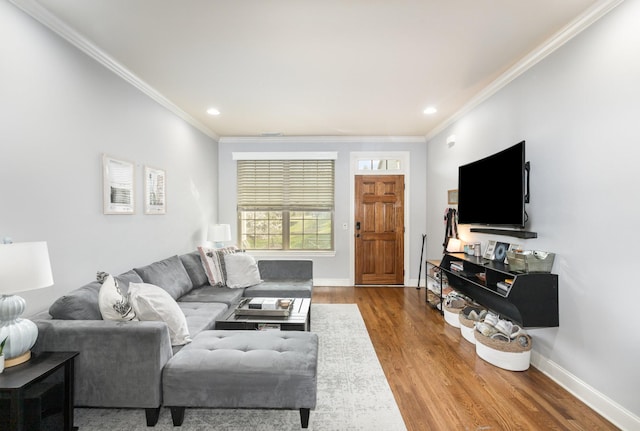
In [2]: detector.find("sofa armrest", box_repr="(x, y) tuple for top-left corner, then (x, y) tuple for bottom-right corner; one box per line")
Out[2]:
(257, 260), (313, 281)
(33, 319), (173, 409)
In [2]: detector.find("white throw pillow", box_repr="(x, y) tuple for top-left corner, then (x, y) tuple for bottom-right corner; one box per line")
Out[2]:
(98, 274), (137, 321)
(224, 253), (263, 288)
(128, 282), (191, 346)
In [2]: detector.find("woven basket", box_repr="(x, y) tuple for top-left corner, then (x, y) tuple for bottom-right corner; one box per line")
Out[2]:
(474, 331), (532, 353)
(458, 313), (476, 328)
(443, 304), (464, 327)
(474, 331), (532, 371)
(458, 314), (476, 344)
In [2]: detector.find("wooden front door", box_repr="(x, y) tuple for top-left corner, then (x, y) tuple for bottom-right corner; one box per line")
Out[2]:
(355, 175), (404, 285)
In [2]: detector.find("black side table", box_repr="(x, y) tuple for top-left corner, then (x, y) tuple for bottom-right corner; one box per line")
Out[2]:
(0, 351), (79, 431)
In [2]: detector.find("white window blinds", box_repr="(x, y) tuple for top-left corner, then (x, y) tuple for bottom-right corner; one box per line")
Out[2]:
(237, 160), (335, 210)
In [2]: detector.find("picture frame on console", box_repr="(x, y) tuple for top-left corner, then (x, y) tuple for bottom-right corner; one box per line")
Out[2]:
(144, 166), (166, 215)
(102, 154), (135, 215)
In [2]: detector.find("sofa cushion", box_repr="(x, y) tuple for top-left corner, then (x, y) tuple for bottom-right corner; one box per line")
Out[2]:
(98, 274), (137, 321)
(134, 256), (193, 300)
(257, 260), (313, 281)
(178, 302), (228, 338)
(179, 286), (245, 307)
(129, 282), (191, 346)
(197, 246), (236, 286)
(224, 253), (262, 288)
(49, 281), (102, 320)
(49, 270), (143, 320)
(179, 252), (209, 288)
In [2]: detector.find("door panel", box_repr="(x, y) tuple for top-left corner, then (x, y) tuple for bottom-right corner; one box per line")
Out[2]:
(355, 175), (404, 285)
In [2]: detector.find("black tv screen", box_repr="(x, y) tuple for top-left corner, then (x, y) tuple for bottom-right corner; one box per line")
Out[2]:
(457, 141), (527, 228)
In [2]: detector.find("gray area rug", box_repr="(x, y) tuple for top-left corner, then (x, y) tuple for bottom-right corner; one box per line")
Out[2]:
(73, 303), (407, 430)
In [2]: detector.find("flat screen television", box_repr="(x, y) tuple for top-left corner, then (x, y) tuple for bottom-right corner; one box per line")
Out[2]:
(457, 140), (529, 228)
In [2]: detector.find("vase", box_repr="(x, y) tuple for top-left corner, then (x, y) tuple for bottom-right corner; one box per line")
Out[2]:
(0, 354), (4, 373)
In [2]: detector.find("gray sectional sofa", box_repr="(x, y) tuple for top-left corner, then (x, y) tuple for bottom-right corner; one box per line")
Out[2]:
(31, 251), (313, 425)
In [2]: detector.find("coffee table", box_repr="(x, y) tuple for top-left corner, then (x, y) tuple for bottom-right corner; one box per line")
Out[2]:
(215, 298), (311, 331)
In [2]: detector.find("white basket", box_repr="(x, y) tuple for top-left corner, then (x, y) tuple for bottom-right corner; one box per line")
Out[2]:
(443, 306), (461, 328)
(460, 324), (476, 344)
(474, 333), (532, 371)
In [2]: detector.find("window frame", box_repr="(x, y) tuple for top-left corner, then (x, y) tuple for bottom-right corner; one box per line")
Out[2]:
(233, 153), (337, 252)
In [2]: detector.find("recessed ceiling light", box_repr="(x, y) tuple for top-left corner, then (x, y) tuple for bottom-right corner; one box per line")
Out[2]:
(206, 108), (220, 116)
(423, 106), (437, 115)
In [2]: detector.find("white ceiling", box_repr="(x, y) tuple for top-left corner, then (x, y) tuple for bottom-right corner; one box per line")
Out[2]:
(21, 0), (617, 139)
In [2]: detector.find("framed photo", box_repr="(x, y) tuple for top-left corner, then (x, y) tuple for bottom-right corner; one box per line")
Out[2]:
(447, 189), (458, 205)
(103, 154), (135, 214)
(493, 242), (510, 263)
(483, 240), (496, 260)
(144, 166), (166, 215)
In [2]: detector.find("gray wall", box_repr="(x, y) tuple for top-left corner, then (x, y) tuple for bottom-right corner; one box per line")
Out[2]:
(426, 1), (640, 426)
(218, 137), (427, 284)
(0, 2), (218, 314)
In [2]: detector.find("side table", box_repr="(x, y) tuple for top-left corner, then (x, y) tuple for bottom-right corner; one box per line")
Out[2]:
(0, 351), (79, 431)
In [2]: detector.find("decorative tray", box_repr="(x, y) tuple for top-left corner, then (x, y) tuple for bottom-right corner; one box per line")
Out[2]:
(234, 298), (294, 317)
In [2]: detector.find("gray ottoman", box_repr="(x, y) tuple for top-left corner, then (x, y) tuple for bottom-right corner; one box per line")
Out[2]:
(162, 330), (319, 428)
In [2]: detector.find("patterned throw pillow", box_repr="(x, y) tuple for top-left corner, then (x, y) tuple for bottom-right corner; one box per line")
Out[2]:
(97, 272), (137, 321)
(197, 246), (237, 286)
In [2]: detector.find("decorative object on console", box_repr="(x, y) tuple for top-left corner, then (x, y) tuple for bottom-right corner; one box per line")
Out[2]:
(493, 242), (510, 263)
(506, 250), (555, 273)
(208, 224), (231, 248)
(483, 240), (496, 260)
(445, 238), (462, 253)
(0, 241), (54, 367)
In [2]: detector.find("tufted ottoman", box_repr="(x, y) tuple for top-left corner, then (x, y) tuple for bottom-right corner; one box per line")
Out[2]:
(162, 330), (319, 428)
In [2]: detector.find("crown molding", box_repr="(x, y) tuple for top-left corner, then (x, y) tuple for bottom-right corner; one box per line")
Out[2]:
(426, 0), (625, 141)
(219, 136), (426, 145)
(10, 0), (219, 142)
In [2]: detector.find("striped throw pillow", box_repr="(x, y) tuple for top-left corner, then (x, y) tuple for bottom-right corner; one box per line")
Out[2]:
(197, 246), (237, 286)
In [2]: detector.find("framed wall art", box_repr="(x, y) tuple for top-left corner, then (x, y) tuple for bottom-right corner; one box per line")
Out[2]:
(144, 166), (166, 215)
(447, 189), (458, 205)
(103, 154), (135, 214)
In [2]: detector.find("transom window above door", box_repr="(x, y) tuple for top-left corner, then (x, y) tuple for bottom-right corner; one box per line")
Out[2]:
(356, 159), (401, 171)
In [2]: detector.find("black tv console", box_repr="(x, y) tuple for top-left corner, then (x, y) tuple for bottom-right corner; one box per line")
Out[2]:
(438, 253), (558, 327)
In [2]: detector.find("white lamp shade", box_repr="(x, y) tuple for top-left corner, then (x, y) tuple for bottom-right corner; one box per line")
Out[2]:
(208, 224), (231, 243)
(0, 242), (54, 294)
(446, 238), (462, 253)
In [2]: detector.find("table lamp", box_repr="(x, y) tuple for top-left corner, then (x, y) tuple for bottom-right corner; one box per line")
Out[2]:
(208, 224), (231, 248)
(0, 241), (53, 367)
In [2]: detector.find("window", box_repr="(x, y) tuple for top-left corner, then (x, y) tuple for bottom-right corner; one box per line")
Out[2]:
(237, 159), (335, 251)
(356, 159), (401, 171)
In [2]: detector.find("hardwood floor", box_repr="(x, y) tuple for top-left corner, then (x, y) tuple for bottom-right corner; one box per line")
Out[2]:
(312, 286), (617, 431)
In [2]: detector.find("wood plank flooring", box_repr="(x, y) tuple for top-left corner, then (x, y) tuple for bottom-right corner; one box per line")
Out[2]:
(312, 286), (618, 431)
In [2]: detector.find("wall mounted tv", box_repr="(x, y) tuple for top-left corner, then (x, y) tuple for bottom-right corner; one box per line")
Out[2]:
(457, 140), (529, 229)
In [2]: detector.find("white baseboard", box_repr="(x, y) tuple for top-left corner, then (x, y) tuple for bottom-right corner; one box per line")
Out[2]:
(314, 279), (426, 287)
(313, 278), (350, 287)
(531, 350), (639, 430)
